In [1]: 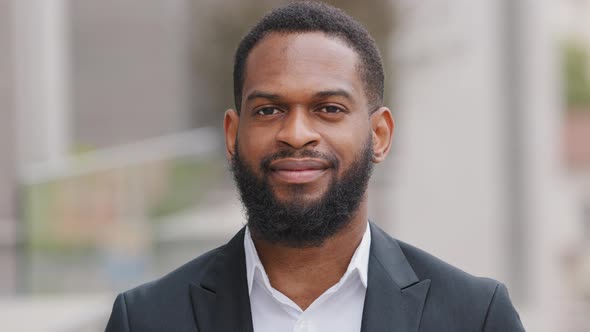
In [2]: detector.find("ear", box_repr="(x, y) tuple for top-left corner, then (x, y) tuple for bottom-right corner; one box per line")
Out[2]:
(370, 107), (395, 163)
(224, 109), (240, 160)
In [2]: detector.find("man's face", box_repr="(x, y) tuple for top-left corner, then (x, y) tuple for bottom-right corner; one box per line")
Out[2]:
(225, 32), (393, 246)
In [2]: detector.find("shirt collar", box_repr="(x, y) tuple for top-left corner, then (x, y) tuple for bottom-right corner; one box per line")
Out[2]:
(244, 223), (372, 295)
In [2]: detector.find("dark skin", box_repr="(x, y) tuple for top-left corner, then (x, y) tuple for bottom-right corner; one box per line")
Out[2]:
(224, 32), (394, 310)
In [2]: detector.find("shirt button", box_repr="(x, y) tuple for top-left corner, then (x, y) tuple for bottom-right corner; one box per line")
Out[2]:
(295, 319), (308, 332)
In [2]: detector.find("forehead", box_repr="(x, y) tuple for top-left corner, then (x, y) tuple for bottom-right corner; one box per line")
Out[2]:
(242, 32), (365, 103)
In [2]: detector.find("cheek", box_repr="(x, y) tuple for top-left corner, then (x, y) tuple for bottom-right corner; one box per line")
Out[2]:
(237, 128), (273, 165)
(320, 119), (370, 159)
(333, 139), (363, 169)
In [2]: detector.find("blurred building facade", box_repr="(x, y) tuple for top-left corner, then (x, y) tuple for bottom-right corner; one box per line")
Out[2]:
(0, 0), (18, 295)
(69, 0), (194, 149)
(385, 1), (572, 331)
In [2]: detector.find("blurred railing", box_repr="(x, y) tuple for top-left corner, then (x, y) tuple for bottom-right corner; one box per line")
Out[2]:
(14, 127), (238, 295)
(2, 126), (248, 331)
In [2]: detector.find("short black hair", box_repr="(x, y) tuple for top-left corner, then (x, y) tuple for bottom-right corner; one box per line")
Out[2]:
(233, 1), (384, 113)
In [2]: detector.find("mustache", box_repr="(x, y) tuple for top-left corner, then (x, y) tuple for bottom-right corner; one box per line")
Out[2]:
(260, 149), (339, 172)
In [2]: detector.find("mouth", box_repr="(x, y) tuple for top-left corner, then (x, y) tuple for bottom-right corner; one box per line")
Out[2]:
(269, 158), (331, 184)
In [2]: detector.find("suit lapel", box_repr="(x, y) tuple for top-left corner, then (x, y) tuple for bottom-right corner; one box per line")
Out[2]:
(189, 228), (254, 332)
(361, 223), (431, 332)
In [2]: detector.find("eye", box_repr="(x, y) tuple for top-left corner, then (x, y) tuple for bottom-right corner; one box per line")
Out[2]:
(256, 107), (281, 116)
(318, 105), (344, 113)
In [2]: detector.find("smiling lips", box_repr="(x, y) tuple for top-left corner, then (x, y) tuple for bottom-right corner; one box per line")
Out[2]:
(269, 158), (330, 183)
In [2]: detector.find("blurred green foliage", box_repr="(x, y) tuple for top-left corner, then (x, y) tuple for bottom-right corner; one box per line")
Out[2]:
(25, 157), (223, 252)
(148, 158), (224, 220)
(563, 40), (590, 110)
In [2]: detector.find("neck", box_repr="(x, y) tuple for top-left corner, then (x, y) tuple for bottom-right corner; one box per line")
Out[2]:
(251, 199), (368, 310)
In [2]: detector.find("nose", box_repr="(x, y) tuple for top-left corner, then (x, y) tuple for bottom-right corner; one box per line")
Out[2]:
(275, 109), (320, 149)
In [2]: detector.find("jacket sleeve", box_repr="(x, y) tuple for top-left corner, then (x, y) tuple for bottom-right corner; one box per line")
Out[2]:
(482, 283), (526, 332)
(105, 293), (131, 332)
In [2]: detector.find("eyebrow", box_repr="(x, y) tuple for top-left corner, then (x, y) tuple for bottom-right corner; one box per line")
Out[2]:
(246, 91), (281, 102)
(245, 89), (353, 102)
(313, 89), (353, 101)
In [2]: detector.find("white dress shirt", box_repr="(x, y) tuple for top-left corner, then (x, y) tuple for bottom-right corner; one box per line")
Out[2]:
(244, 224), (371, 332)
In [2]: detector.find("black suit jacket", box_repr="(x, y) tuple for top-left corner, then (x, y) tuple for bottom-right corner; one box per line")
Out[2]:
(106, 223), (525, 331)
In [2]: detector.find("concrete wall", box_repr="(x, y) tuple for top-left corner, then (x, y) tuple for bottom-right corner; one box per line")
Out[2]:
(386, 0), (509, 283)
(0, 0), (17, 294)
(384, 1), (572, 330)
(70, 0), (193, 149)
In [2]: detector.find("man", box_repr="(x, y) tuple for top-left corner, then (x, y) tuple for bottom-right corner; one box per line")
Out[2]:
(106, 2), (525, 331)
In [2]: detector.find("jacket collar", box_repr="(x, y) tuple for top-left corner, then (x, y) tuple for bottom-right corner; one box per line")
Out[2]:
(360, 222), (431, 332)
(189, 228), (254, 332)
(189, 223), (430, 332)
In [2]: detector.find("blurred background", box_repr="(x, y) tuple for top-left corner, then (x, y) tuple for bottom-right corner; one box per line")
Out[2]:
(0, 0), (589, 330)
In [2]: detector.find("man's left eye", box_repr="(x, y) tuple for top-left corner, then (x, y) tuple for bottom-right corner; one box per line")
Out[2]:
(318, 106), (343, 113)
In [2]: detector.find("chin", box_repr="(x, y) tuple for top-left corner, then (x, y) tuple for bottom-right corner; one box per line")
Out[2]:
(272, 187), (328, 206)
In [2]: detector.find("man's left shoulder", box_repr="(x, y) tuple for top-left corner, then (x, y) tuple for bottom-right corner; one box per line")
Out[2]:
(396, 239), (525, 331)
(397, 239), (500, 297)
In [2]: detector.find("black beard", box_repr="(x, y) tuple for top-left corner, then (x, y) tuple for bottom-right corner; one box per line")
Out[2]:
(231, 135), (374, 248)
